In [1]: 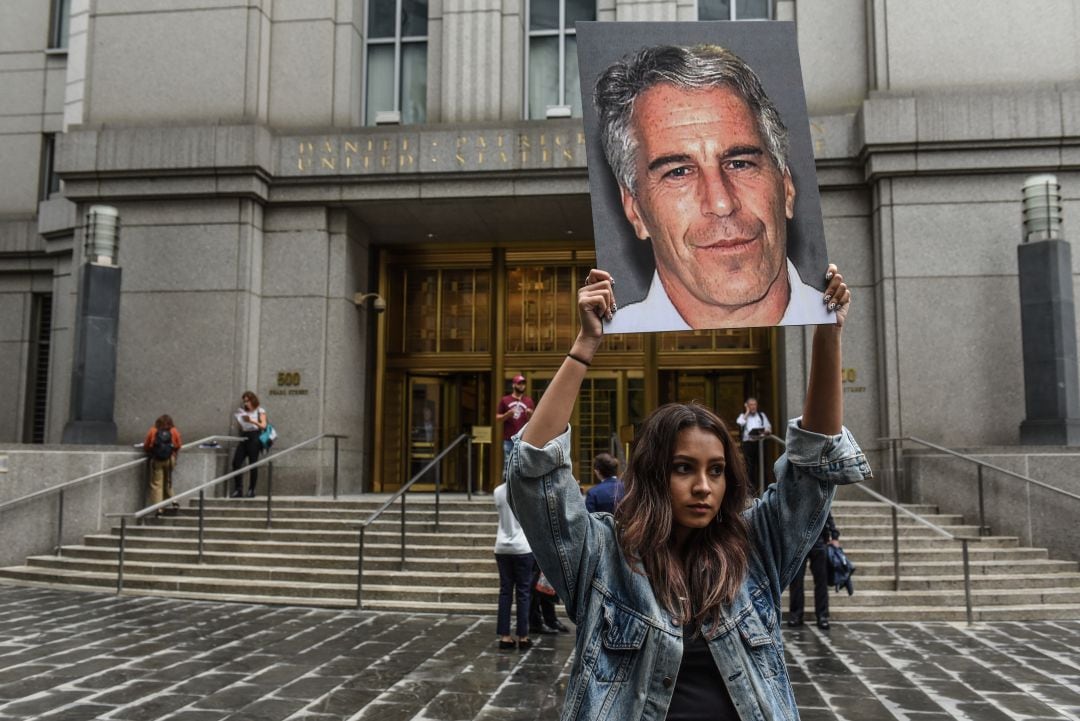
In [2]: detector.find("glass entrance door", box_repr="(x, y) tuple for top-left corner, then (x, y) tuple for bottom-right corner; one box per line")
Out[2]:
(396, 373), (490, 492)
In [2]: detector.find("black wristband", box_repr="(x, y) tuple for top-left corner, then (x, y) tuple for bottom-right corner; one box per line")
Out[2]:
(567, 352), (591, 368)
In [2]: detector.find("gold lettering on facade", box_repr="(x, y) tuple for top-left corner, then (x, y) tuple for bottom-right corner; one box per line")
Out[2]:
(455, 153), (467, 166)
(299, 142), (314, 154)
(345, 156), (353, 169)
(320, 157), (335, 170)
(562, 147), (573, 162)
(477, 136), (487, 148)
(322, 141), (334, 153)
(298, 157), (311, 171)
(499, 150), (508, 164)
(345, 141), (359, 154)
(541, 148), (550, 163)
(577, 132), (586, 145)
(399, 154), (415, 168)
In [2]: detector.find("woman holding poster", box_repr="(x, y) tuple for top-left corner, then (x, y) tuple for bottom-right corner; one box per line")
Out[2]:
(505, 265), (868, 720)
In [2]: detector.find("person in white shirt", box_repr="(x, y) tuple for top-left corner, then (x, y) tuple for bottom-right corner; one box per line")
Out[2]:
(736, 397), (772, 495)
(493, 483), (533, 650)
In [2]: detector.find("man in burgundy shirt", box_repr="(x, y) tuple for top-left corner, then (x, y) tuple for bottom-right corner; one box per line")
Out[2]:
(497, 374), (535, 464)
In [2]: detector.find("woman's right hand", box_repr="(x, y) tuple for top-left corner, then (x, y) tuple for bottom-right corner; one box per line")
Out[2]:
(578, 269), (616, 340)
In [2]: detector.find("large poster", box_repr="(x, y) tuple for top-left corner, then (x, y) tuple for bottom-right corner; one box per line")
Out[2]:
(577, 22), (834, 332)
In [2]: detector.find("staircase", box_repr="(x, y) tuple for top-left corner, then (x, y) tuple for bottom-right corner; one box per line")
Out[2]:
(0, 496), (1078, 621)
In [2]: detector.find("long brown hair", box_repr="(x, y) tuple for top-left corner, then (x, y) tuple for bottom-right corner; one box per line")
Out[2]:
(154, 414), (173, 430)
(614, 403), (752, 629)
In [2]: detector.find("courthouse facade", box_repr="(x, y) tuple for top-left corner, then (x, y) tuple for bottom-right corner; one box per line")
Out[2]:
(2, 0), (1079, 492)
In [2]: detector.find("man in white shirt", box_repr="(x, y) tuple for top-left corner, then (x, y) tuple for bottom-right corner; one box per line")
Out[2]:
(736, 397), (772, 495)
(594, 44), (838, 333)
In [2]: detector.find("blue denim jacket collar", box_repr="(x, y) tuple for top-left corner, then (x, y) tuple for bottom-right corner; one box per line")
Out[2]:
(508, 418), (871, 721)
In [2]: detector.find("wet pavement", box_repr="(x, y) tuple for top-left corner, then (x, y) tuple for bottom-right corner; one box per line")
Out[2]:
(0, 585), (1077, 720)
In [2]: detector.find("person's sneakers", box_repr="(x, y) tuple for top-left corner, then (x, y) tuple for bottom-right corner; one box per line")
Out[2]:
(551, 620), (570, 633)
(245, 488), (256, 498)
(229, 489), (242, 499)
(816, 618), (831, 630)
(786, 616), (804, 628)
(497, 639), (516, 650)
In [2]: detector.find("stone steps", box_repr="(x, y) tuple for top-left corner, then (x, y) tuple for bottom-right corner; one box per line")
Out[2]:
(1, 496), (1077, 619)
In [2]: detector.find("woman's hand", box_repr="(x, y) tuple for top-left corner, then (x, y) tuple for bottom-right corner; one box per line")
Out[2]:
(578, 269), (616, 340)
(823, 263), (851, 328)
(521, 269), (616, 448)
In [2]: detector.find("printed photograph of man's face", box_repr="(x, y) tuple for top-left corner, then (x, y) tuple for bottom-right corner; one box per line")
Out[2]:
(577, 22), (834, 333)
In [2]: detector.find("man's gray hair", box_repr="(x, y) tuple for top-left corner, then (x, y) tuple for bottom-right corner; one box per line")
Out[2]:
(594, 44), (789, 195)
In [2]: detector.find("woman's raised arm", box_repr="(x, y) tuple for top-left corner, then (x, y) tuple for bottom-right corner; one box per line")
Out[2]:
(801, 264), (850, 435)
(521, 269), (616, 447)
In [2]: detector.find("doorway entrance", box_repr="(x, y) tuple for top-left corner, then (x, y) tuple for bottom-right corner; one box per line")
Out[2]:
(382, 372), (491, 493)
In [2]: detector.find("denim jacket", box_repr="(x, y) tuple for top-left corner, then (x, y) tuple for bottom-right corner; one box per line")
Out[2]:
(507, 418), (871, 721)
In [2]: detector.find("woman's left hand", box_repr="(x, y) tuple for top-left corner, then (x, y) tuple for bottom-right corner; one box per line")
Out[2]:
(823, 264), (851, 328)
(578, 269), (616, 340)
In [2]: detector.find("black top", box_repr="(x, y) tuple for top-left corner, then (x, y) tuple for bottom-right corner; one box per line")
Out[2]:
(666, 626), (741, 720)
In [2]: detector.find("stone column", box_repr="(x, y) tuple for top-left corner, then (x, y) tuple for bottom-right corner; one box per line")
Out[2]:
(1018, 238), (1080, 444)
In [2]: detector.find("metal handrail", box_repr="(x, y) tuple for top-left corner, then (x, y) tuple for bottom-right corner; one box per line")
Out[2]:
(763, 434), (981, 625)
(880, 435), (1080, 537)
(106, 432), (347, 594)
(0, 435), (242, 556)
(354, 432), (471, 610)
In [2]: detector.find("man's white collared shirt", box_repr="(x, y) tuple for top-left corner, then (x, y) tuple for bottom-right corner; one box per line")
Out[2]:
(604, 258), (833, 333)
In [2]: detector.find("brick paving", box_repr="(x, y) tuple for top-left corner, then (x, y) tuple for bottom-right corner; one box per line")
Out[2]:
(0, 585), (1078, 720)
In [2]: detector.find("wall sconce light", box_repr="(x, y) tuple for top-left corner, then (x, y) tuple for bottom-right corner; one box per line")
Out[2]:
(85, 205), (120, 265)
(1022, 174), (1063, 243)
(354, 292), (386, 313)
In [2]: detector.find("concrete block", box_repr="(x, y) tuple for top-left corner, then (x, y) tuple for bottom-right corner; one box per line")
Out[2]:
(891, 201), (1020, 277)
(896, 276), (1024, 446)
(271, 0), (335, 21)
(916, 146), (1061, 174)
(860, 96), (916, 146)
(37, 197), (78, 238)
(798, 0), (867, 115)
(112, 291), (243, 441)
(0, 0), (48, 53)
(113, 223), (242, 292)
(262, 230), (330, 297)
(884, 0), (1080, 91)
(0, 295), (28, 342)
(96, 126), (217, 172)
(88, 9), (251, 123)
(0, 135), (42, 214)
(263, 207), (328, 233)
(0, 69), (45, 117)
(822, 215), (873, 285)
(890, 174), (1029, 206)
(268, 19), (335, 127)
(57, 129), (99, 175)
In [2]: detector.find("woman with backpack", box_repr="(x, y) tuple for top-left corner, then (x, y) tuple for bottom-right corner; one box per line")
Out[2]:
(232, 391), (268, 498)
(144, 414), (182, 515)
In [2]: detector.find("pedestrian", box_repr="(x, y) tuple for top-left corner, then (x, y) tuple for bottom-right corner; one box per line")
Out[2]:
(736, 397), (772, 495)
(507, 266), (869, 720)
(493, 482), (533, 650)
(529, 562), (570, 635)
(787, 512), (841, 629)
(231, 391), (267, 498)
(496, 373), (534, 468)
(585, 452), (623, 514)
(143, 414), (181, 515)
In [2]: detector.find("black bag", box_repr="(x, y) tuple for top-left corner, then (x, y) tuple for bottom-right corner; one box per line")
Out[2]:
(151, 428), (174, 460)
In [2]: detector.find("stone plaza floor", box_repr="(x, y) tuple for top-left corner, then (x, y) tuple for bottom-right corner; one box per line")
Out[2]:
(0, 585), (1077, 720)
